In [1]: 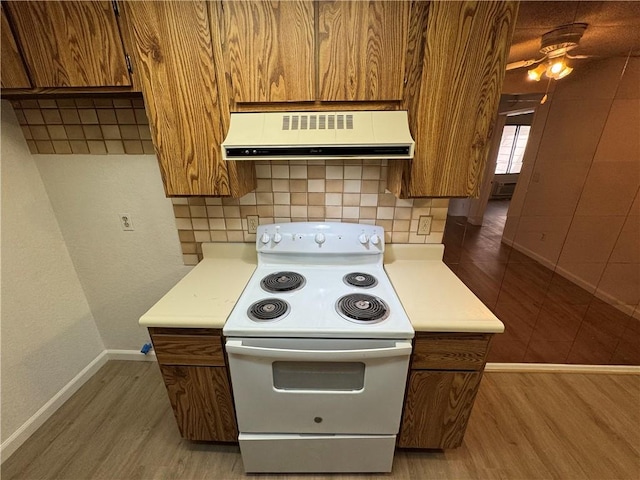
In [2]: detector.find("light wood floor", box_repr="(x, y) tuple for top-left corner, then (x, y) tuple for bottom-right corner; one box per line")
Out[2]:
(3, 361), (639, 480)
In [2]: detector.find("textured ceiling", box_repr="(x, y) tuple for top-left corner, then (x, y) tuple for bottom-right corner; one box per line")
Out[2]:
(508, 1), (640, 64)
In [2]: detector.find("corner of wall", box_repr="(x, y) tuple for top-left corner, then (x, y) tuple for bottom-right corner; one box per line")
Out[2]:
(1, 101), (105, 457)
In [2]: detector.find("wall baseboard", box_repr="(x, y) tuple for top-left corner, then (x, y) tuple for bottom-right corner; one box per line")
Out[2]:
(0, 349), (157, 464)
(486, 362), (640, 374)
(0, 350), (109, 463)
(106, 349), (156, 361)
(507, 241), (635, 317)
(508, 241), (560, 272)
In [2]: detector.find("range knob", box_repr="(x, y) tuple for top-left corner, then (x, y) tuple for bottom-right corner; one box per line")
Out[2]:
(358, 233), (369, 244)
(260, 232), (270, 244)
(370, 234), (381, 245)
(273, 228), (282, 244)
(315, 233), (326, 245)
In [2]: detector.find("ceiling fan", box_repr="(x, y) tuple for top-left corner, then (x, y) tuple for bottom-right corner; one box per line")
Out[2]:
(506, 23), (590, 81)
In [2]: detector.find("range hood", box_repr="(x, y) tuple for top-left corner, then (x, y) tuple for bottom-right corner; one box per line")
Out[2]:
(221, 111), (414, 161)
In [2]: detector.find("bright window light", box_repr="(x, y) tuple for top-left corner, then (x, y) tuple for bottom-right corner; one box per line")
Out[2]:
(495, 125), (530, 174)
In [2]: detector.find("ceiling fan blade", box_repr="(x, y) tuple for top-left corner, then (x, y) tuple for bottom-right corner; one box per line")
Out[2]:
(566, 54), (593, 60)
(506, 57), (545, 71)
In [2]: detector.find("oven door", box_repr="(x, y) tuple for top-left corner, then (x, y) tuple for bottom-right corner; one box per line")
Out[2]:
(225, 337), (412, 434)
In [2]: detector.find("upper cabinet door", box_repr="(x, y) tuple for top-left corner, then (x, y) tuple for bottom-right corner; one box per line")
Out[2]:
(124, 0), (255, 197)
(387, 1), (519, 198)
(0, 6), (31, 88)
(411, 1), (518, 197)
(223, 0), (315, 103)
(4, 1), (130, 88)
(318, 1), (409, 101)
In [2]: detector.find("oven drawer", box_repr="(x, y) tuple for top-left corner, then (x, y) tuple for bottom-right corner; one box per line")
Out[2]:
(239, 433), (396, 473)
(226, 337), (411, 435)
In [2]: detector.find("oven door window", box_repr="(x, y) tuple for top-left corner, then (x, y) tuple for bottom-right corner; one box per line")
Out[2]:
(272, 361), (365, 391)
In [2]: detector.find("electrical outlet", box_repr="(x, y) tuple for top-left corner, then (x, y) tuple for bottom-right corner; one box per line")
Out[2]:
(119, 213), (134, 231)
(417, 215), (432, 235)
(247, 215), (259, 234)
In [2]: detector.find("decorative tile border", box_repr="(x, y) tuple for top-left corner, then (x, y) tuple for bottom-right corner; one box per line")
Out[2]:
(172, 160), (449, 265)
(9, 96), (153, 155)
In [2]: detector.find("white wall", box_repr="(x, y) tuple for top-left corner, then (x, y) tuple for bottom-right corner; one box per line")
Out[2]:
(0, 102), (105, 443)
(34, 151), (191, 349)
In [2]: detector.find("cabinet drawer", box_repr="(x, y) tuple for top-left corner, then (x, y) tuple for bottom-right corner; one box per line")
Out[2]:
(411, 334), (491, 370)
(151, 334), (225, 366)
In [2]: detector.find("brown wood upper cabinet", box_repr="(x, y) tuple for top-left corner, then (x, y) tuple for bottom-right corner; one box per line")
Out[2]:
(223, 1), (315, 103)
(222, 0), (408, 104)
(0, 1), (517, 199)
(388, 1), (519, 197)
(318, 1), (409, 101)
(123, 0), (255, 197)
(4, 1), (131, 88)
(1, 6), (31, 89)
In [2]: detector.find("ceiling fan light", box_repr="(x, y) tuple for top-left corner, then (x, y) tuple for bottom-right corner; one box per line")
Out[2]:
(549, 59), (565, 75)
(545, 57), (573, 80)
(556, 65), (573, 79)
(527, 64), (546, 81)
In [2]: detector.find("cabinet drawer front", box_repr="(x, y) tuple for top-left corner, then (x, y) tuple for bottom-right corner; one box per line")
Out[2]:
(152, 334), (225, 366)
(412, 334), (491, 370)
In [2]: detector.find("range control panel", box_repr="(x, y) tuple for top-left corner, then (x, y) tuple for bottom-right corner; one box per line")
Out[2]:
(256, 222), (384, 255)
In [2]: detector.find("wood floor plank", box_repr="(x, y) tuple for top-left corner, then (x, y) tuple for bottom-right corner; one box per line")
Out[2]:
(3, 362), (639, 480)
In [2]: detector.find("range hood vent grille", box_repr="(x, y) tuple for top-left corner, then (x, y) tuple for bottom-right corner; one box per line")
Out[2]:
(282, 114), (354, 131)
(222, 111), (414, 161)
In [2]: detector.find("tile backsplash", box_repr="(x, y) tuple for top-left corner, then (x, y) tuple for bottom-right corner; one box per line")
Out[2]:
(9, 96), (154, 155)
(173, 160), (449, 265)
(7, 97), (449, 266)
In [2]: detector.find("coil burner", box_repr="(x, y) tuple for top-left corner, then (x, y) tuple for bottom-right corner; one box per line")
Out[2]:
(261, 271), (306, 293)
(336, 293), (389, 324)
(343, 272), (378, 288)
(248, 299), (290, 322)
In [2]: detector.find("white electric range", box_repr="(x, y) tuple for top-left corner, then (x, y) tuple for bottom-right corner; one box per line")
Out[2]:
(223, 222), (414, 473)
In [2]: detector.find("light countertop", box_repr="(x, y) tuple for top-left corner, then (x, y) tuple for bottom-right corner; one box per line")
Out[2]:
(140, 242), (503, 334)
(384, 244), (504, 333)
(139, 243), (257, 328)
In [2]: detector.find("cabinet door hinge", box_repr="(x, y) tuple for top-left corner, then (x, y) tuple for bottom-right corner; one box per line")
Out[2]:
(111, 0), (120, 17)
(125, 54), (133, 74)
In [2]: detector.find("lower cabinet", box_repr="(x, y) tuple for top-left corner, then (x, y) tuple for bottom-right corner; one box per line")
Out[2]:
(398, 333), (492, 449)
(399, 370), (482, 448)
(149, 327), (238, 442)
(159, 364), (237, 442)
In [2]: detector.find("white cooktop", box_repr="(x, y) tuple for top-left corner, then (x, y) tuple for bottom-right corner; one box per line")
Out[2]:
(223, 223), (414, 339)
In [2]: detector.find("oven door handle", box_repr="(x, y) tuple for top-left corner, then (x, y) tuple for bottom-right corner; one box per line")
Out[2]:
(225, 340), (412, 361)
